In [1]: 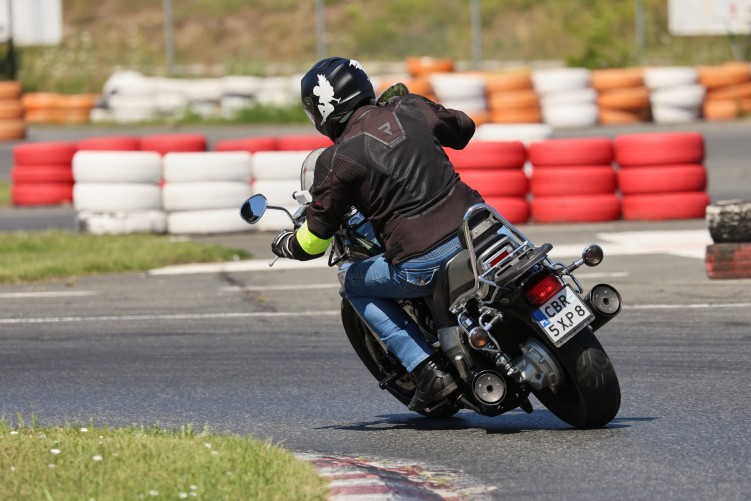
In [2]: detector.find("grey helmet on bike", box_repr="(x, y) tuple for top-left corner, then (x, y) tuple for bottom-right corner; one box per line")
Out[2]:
(301, 57), (375, 140)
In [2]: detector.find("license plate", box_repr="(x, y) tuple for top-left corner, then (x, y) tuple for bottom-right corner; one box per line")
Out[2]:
(531, 286), (594, 347)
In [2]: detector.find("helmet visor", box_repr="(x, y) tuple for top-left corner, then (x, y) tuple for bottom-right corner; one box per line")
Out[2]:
(303, 108), (316, 125)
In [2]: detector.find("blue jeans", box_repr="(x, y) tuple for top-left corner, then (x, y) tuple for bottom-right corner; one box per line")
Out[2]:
(342, 235), (463, 373)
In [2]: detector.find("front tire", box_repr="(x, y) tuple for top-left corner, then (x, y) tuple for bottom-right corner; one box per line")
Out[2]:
(533, 327), (620, 428)
(341, 299), (459, 418)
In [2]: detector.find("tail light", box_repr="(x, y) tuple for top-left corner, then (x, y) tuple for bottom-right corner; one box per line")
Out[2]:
(524, 273), (563, 305)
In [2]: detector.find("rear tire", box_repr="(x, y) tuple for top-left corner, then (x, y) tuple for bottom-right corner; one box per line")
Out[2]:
(341, 299), (459, 418)
(533, 327), (621, 428)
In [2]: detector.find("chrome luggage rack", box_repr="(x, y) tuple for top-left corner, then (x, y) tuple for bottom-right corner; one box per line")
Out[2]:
(451, 204), (552, 313)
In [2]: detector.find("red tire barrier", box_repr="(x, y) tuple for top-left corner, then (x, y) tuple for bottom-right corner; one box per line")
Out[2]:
(458, 169), (528, 197)
(614, 132), (704, 167)
(140, 134), (207, 155)
(531, 194), (621, 223)
(621, 192), (710, 221)
(12, 183), (73, 206)
(13, 141), (78, 165)
(214, 136), (277, 153)
(705, 243), (751, 279)
(484, 196), (529, 224)
(617, 164), (707, 195)
(528, 138), (613, 167)
(78, 136), (140, 151)
(11, 164), (74, 184)
(275, 135), (333, 151)
(530, 166), (616, 196)
(446, 141), (527, 170)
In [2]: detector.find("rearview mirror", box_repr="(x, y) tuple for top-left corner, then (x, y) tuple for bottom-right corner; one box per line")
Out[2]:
(240, 195), (268, 224)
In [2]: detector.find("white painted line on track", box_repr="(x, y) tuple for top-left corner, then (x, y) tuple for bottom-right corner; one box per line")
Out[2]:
(149, 258), (328, 275)
(2, 303), (748, 325)
(149, 230), (712, 277)
(628, 303), (751, 310)
(0, 291), (97, 299)
(549, 229), (712, 260)
(0, 310), (340, 325)
(571, 271), (629, 279)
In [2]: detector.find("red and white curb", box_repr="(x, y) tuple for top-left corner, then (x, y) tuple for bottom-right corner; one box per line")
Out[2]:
(297, 452), (495, 500)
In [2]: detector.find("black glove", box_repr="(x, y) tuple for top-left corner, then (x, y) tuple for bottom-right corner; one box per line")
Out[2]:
(271, 229), (296, 259)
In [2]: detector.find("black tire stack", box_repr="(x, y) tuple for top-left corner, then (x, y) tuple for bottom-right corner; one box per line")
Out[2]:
(705, 200), (751, 279)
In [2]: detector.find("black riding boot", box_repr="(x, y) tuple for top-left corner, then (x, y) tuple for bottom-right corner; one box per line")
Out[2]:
(408, 358), (458, 411)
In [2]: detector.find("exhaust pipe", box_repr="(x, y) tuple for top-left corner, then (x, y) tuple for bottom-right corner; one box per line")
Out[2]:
(585, 284), (622, 331)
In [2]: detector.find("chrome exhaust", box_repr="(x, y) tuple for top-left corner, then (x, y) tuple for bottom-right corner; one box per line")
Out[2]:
(585, 284), (622, 331)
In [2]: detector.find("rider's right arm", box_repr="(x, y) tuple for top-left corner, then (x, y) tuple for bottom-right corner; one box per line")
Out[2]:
(305, 152), (359, 240)
(412, 95), (475, 150)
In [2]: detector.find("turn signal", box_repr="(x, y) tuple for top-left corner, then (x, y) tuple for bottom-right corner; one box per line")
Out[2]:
(469, 327), (491, 349)
(524, 273), (563, 305)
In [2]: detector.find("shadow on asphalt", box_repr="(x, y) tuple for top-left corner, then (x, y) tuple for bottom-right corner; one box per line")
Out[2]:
(316, 411), (656, 434)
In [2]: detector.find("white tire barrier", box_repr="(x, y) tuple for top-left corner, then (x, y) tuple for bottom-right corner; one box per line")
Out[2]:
(163, 182), (252, 212)
(167, 209), (252, 235)
(73, 183), (163, 212)
(252, 151), (310, 181)
(161, 152), (252, 234)
(644, 67), (701, 123)
(251, 179), (302, 232)
(72, 150), (165, 234)
(429, 73), (488, 114)
(643, 67), (699, 90)
(533, 68), (597, 128)
(163, 151), (251, 183)
(76, 210), (167, 235)
(73, 151), (162, 184)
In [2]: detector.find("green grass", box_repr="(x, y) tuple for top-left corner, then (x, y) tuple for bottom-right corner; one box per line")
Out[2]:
(0, 231), (251, 284)
(1, 418), (328, 501)
(0, 182), (10, 207)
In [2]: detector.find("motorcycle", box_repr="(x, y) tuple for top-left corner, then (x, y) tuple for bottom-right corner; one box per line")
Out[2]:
(240, 151), (622, 429)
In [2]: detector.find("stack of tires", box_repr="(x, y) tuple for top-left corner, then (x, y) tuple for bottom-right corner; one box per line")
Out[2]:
(11, 142), (78, 206)
(220, 76), (264, 119)
(429, 72), (488, 125)
(699, 62), (751, 121)
(402, 57), (452, 100)
(101, 71), (158, 123)
(140, 133), (207, 155)
(73, 151), (165, 234)
(0, 81), (25, 140)
(705, 200), (751, 279)
(249, 150), (311, 231)
(615, 132), (710, 220)
(592, 68), (651, 125)
(162, 152), (253, 234)
(528, 138), (619, 223)
(484, 71), (542, 124)
(214, 136), (278, 154)
(21, 92), (59, 124)
(446, 141), (529, 223)
(473, 123), (552, 145)
(532, 68), (598, 128)
(644, 67), (704, 124)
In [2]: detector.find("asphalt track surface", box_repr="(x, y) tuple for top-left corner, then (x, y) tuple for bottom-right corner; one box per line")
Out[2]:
(1, 123), (750, 499)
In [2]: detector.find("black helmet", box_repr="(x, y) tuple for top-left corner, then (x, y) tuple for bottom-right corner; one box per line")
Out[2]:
(301, 57), (375, 140)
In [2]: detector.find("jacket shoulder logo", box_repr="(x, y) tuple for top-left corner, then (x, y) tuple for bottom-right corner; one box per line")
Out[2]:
(378, 121), (393, 136)
(314, 74), (340, 124)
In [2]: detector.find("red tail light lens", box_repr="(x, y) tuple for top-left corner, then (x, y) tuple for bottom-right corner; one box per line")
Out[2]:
(524, 273), (563, 305)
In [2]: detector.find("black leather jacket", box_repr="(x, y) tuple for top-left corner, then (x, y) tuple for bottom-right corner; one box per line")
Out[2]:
(304, 93), (482, 264)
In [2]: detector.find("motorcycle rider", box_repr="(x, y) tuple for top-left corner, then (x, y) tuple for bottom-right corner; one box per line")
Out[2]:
(271, 56), (483, 411)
